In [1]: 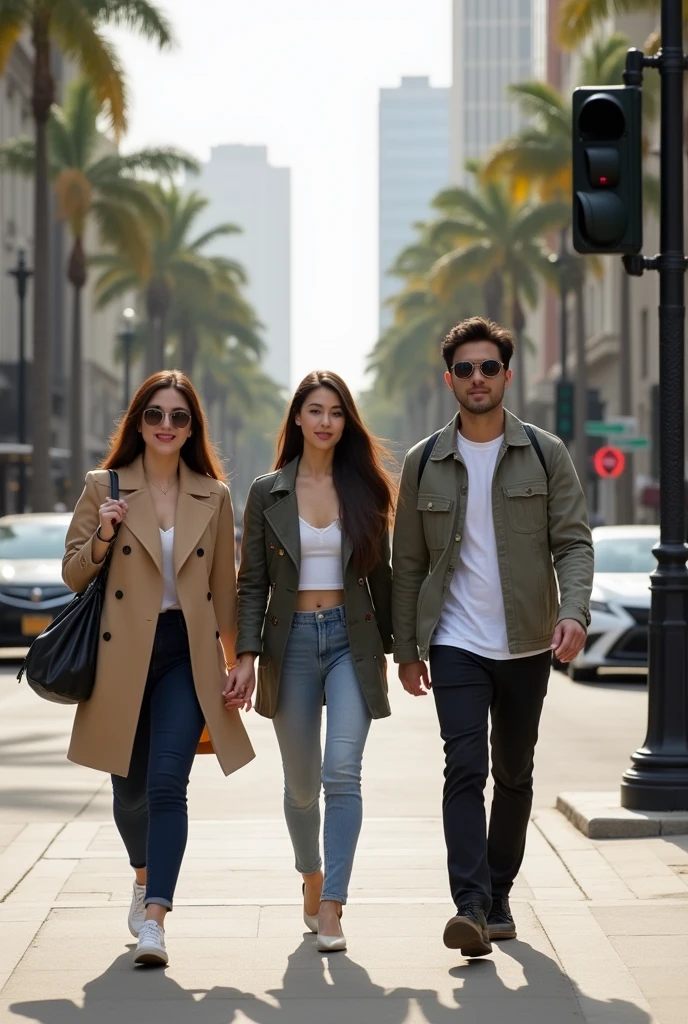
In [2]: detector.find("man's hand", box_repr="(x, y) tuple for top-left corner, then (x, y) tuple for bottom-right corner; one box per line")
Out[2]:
(551, 619), (587, 663)
(399, 660), (431, 696)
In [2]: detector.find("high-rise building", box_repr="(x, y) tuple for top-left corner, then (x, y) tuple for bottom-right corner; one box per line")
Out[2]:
(190, 145), (291, 388)
(451, 0), (547, 182)
(378, 76), (450, 331)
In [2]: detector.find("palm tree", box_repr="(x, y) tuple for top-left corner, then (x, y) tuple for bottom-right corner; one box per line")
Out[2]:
(426, 164), (567, 419)
(483, 33), (657, 487)
(0, 0), (172, 511)
(0, 78), (198, 503)
(92, 188), (249, 374)
(557, 0), (683, 51)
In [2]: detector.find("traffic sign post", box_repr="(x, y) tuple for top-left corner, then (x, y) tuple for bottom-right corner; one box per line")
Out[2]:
(593, 445), (626, 479)
(585, 416), (638, 437)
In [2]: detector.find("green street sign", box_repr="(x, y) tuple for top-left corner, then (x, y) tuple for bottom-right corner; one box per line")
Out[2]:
(617, 437), (649, 451)
(585, 418), (637, 437)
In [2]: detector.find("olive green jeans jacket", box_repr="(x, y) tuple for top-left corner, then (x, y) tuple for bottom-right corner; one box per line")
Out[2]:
(236, 457), (393, 719)
(392, 411), (594, 664)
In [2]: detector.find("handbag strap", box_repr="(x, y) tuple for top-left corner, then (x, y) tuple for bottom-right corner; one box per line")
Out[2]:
(108, 468), (120, 501)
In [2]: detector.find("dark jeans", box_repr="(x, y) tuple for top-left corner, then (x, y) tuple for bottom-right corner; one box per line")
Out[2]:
(429, 645), (551, 913)
(111, 611), (205, 911)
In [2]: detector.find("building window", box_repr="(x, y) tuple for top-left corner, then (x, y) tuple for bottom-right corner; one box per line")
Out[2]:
(640, 307), (649, 379)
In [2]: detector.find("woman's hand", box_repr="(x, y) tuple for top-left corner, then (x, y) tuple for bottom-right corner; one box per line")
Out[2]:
(98, 498), (128, 540)
(223, 653), (256, 712)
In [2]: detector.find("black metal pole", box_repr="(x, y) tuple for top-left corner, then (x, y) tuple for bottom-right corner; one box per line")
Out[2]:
(559, 229), (569, 382)
(621, 0), (688, 810)
(8, 250), (33, 513)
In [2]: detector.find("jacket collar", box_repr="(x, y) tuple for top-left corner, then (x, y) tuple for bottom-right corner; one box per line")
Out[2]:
(114, 455), (213, 574)
(270, 457), (299, 494)
(430, 408), (531, 462)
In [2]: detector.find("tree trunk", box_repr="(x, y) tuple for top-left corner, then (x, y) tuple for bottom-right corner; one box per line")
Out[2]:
(30, 17), (55, 512)
(616, 269), (635, 524)
(573, 274), (589, 500)
(512, 298), (527, 421)
(483, 272), (504, 322)
(146, 278), (170, 375)
(68, 238), (86, 507)
(179, 326), (197, 377)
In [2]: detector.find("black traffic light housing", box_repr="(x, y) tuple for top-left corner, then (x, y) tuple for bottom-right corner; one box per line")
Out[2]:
(555, 379), (575, 443)
(572, 85), (643, 255)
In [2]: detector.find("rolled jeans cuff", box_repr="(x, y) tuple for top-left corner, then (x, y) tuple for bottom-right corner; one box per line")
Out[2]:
(145, 896), (173, 911)
(321, 892), (347, 905)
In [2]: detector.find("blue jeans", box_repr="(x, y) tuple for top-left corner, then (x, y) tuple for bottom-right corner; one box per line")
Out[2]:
(111, 611), (205, 910)
(273, 605), (372, 904)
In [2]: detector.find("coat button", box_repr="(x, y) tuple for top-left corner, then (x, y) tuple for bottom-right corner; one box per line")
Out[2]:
(269, 543), (275, 550)
(427, 502), (433, 509)
(278, 549), (284, 557)
(271, 616), (279, 626)
(207, 592), (212, 601)
(123, 545), (131, 555)
(455, 534), (462, 543)
(365, 613), (372, 622)
(197, 548), (204, 557)
(103, 632), (111, 641)
(526, 487), (533, 495)
(115, 590), (123, 600)
(358, 578), (364, 586)
(216, 631), (220, 639)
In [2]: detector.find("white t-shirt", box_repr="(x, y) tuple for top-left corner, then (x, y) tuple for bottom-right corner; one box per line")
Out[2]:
(431, 431), (548, 660)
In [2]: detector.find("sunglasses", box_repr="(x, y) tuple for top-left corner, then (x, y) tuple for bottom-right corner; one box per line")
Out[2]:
(452, 359), (504, 380)
(143, 407), (192, 430)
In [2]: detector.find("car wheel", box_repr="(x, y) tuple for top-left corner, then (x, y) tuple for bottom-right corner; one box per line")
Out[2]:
(569, 665), (598, 683)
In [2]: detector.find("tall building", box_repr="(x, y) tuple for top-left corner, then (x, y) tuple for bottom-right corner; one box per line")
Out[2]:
(451, 0), (547, 182)
(378, 76), (450, 331)
(190, 145), (291, 388)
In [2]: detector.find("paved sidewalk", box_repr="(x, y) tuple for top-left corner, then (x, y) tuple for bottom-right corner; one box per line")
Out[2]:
(1, 662), (686, 1023)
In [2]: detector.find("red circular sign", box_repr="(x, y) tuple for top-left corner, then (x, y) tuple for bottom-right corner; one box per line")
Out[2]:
(594, 445), (626, 479)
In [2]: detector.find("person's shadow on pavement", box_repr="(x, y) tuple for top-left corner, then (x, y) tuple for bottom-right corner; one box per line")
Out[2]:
(9, 932), (653, 1024)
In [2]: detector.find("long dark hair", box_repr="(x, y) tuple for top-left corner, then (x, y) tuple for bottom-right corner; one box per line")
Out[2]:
(101, 370), (225, 480)
(275, 371), (395, 575)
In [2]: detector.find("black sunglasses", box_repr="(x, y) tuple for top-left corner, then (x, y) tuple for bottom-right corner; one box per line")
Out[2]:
(143, 407), (192, 429)
(452, 359), (504, 380)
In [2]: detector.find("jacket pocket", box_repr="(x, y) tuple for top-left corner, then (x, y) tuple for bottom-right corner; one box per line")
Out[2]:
(504, 481), (548, 535)
(417, 494), (455, 549)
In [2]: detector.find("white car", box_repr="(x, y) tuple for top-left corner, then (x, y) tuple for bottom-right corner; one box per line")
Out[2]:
(567, 524), (659, 682)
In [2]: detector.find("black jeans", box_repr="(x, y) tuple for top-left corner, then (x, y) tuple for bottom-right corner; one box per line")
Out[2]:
(111, 611), (205, 910)
(429, 645), (551, 913)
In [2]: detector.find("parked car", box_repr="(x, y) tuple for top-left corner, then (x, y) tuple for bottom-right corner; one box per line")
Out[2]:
(567, 524), (658, 682)
(0, 513), (72, 647)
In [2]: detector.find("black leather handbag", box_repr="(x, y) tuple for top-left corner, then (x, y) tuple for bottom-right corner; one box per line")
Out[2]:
(18, 469), (120, 704)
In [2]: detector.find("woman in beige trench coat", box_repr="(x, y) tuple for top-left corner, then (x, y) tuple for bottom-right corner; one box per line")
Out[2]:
(63, 370), (254, 967)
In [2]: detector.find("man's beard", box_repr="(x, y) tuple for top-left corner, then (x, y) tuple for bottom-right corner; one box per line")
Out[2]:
(459, 389), (504, 415)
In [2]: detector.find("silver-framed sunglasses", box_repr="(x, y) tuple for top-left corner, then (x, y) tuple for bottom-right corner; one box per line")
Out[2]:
(143, 407), (192, 429)
(451, 359), (505, 380)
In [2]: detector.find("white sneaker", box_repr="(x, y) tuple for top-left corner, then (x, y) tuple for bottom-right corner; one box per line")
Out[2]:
(128, 882), (146, 938)
(134, 920), (168, 966)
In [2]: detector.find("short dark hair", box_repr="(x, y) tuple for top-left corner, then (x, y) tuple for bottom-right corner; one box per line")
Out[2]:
(441, 317), (515, 371)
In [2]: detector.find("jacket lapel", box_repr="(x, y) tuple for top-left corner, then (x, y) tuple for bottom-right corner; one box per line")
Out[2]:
(174, 462), (214, 574)
(342, 531), (354, 574)
(264, 458), (301, 568)
(116, 457), (162, 572)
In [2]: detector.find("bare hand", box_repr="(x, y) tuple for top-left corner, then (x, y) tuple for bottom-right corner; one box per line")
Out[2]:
(98, 498), (128, 539)
(223, 654), (256, 712)
(399, 660), (431, 696)
(551, 618), (587, 663)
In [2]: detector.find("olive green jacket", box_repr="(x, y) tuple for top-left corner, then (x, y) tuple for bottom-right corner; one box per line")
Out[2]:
(392, 411), (593, 663)
(236, 457), (393, 719)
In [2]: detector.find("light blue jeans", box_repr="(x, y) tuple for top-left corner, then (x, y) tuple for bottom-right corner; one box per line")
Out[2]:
(272, 605), (372, 904)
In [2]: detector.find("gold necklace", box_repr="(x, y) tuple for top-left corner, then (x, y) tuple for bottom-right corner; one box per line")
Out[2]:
(146, 475), (178, 496)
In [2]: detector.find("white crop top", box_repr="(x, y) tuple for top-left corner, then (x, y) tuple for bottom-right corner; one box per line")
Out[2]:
(160, 527), (180, 611)
(298, 518), (344, 591)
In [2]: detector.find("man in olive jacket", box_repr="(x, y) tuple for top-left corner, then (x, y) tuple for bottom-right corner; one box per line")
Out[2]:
(392, 317), (593, 958)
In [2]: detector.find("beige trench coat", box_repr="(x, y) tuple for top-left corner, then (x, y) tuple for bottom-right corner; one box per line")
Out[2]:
(62, 456), (255, 778)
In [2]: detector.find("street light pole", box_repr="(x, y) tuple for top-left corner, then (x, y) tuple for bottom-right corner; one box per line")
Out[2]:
(621, 0), (688, 810)
(7, 249), (33, 512)
(121, 307), (135, 409)
(558, 229), (569, 383)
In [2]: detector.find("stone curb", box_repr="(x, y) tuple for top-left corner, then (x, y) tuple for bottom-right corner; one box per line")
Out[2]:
(557, 792), (688, 839)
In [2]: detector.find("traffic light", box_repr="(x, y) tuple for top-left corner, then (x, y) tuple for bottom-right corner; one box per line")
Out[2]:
(587, 387), (606, 464)
(555, 379), (575, 443)
(572, 85), (642, 255)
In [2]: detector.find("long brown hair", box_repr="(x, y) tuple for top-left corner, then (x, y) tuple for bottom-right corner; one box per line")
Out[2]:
(101, 370), (225, 480)
(275, 371), (395, 575)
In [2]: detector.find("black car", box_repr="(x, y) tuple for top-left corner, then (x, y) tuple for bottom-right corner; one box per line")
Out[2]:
(0, 513), (73, 646)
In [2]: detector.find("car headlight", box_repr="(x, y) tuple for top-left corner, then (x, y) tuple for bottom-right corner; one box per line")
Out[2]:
(590, 599), (612, 614)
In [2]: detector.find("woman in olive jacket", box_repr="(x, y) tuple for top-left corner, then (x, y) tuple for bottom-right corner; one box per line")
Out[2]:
(225, 371), (394, 952)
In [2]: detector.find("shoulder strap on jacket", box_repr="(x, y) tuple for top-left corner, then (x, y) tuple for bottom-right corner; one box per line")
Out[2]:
(417, 430), (442, 489)
(523, 424), (549, 482)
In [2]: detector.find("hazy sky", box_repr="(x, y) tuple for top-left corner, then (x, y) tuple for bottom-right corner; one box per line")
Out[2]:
(111, 0), (452, 392)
